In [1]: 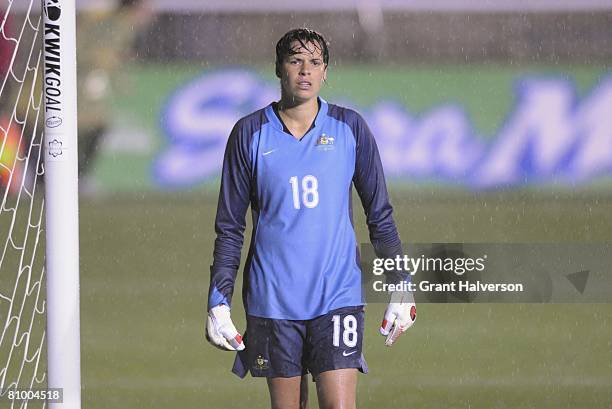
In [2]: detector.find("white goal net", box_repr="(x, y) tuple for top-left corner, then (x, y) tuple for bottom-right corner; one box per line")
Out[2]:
(0, 0), (47, 407)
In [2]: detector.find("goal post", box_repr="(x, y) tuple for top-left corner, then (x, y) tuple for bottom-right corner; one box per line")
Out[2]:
(0, 0), (80, 405)
(42, 0), (81, 408)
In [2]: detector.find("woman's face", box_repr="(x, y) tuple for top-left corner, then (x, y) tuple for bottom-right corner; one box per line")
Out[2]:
(279, 40), (327, 103)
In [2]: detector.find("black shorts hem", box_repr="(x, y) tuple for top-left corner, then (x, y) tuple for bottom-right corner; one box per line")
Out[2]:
(232, 350), (307, 379)
(309, 353), (369, 378)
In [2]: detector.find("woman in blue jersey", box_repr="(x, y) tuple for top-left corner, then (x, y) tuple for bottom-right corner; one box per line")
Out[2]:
(206, 28), (416, 409)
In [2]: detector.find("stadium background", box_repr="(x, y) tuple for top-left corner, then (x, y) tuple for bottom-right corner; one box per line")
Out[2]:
(6, 0), (612, 407)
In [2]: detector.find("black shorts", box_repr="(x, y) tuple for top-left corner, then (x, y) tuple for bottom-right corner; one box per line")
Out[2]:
(232, 305), (368, 379)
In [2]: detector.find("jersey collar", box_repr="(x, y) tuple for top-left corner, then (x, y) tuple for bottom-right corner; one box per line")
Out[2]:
(265, 97), (329, 134)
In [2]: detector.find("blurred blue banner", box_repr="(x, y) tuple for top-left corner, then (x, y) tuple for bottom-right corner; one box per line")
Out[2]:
(155, 69), (612, 190)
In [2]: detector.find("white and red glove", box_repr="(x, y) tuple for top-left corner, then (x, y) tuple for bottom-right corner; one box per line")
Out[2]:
(380, 290), (417, 346)
(206, 304), (245, 351)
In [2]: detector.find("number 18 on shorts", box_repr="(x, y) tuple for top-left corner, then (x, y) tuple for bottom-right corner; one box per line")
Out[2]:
(232, 306), (368, 378)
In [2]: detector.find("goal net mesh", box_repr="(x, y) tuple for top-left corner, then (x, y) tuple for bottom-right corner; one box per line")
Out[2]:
(0, 0), (47, 407)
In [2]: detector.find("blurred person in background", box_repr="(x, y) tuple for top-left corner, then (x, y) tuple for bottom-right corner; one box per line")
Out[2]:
(206, 28), (417, 409)
(76, 0), (153, 192)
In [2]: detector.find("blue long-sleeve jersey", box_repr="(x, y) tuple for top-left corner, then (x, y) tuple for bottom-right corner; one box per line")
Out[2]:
(208, 98), (402, 320)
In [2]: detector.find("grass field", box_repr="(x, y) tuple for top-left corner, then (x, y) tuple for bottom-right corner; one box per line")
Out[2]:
(77, 191), (612, 408)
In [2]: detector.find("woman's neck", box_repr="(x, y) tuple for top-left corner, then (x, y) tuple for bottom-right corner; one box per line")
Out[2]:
(277, 96), (319, 128)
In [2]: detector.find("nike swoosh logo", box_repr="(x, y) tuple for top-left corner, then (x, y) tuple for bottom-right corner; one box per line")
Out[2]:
(262, 149), (278, 156)
(342, 350), (358, 357)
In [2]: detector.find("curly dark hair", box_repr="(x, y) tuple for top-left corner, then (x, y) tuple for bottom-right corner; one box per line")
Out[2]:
(275, 28), (329, 78)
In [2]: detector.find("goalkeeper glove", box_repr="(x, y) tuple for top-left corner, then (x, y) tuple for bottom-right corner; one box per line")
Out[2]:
(380, 290), (417, 347)
(206, 304), (245, 351)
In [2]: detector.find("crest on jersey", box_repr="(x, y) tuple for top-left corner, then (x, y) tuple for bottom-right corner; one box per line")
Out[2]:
(254, 355), (269, 370)
(315, 134), (335, 151)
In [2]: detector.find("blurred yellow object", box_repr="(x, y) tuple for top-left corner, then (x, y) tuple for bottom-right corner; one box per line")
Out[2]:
(0, 115), (23, 195)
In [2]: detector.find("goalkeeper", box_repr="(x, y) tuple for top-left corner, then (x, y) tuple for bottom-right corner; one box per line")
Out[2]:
(206, 28), (416, 409)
